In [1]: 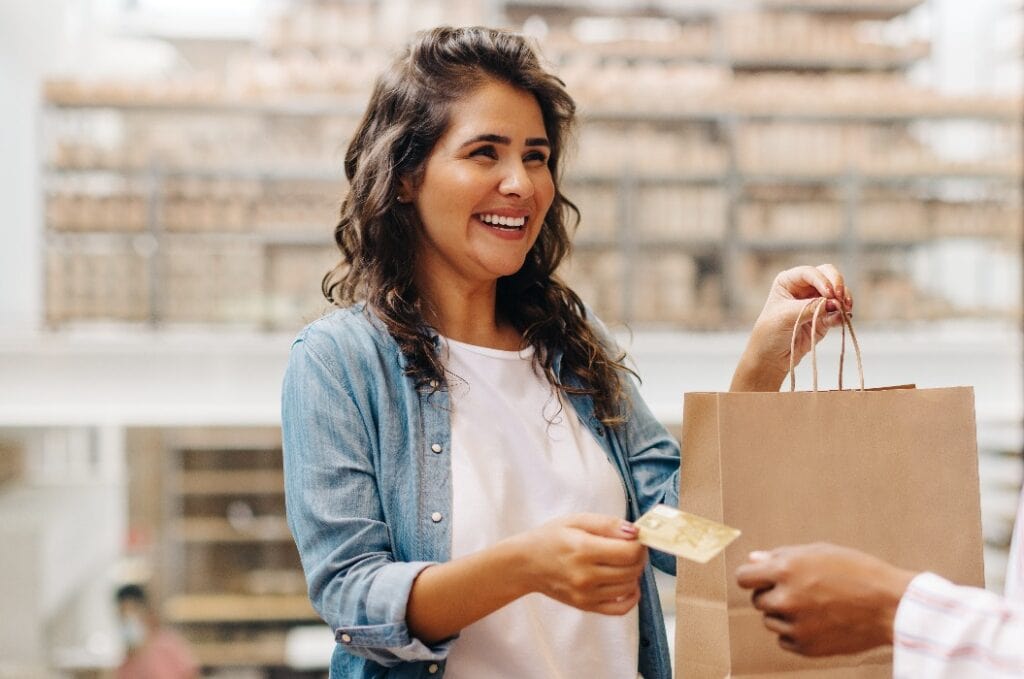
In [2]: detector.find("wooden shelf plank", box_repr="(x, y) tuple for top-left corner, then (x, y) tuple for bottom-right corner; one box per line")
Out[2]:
(165, 594), (319, 624)
(174, 516), (293, 543)
(759, 0), (926, 19)
(193, 640), (284, 667)
(44, 94), (1021, 123)
(180, 469), (284, 495)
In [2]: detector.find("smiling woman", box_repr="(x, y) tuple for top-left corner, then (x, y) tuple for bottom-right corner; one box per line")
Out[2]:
(282, 25), (851, 679)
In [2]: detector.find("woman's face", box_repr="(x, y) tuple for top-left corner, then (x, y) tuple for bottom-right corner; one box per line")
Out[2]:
(409, 78), (555, 293)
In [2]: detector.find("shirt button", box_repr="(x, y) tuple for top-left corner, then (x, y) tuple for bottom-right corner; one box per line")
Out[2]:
(430, 443), (443, 454)
(427, 663), (439, 674)
(429, 379), (439, 389)
(594, 425), (605, 437)
(431, 512), (443, 523)
(340, 633), (352, 644)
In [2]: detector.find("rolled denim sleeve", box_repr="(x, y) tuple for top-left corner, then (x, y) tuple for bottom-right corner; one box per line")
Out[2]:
(281, 334), (453, 666)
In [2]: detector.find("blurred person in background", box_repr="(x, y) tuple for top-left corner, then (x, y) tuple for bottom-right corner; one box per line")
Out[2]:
(735, 491), (1023, 677)
(115, 584), (199, 679)
(281, 25), (852, 679)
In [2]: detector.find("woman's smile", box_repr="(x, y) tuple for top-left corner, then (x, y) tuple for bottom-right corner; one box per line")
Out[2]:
(472, 208), (531, 239)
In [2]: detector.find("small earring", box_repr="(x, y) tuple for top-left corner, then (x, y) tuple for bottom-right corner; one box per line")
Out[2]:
(397, 194), (410, 204)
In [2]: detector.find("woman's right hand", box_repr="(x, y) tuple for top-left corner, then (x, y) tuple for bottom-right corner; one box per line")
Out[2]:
(407, 512), (646, 643)
(516, 513), (648, 616)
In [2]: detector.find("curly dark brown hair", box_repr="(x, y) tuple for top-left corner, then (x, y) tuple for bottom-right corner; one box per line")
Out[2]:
(322, 25), (634, 426)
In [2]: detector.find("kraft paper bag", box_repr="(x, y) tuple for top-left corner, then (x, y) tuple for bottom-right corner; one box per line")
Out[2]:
(675, 304), (984, 678)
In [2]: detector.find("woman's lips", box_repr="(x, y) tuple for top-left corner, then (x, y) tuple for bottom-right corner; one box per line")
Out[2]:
(472, 214), (528, 240)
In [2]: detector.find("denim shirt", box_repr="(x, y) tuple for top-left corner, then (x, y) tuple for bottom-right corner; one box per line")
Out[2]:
(281, 304), (681, 679)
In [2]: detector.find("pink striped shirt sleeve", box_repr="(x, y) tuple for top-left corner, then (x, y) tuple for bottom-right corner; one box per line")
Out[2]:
(893, 492), (1024, 678)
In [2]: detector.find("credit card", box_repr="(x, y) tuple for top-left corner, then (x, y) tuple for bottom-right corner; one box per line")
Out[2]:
(634, 504), (741, 563)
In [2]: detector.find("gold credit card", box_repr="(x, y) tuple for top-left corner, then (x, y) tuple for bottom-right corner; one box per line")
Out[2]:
(634, 504), (741, 563)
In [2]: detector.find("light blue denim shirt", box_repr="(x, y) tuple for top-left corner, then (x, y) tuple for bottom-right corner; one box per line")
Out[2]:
(281, 304), (681, 679)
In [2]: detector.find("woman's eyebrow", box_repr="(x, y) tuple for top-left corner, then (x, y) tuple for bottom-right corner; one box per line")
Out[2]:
(458, 133), (550, 148)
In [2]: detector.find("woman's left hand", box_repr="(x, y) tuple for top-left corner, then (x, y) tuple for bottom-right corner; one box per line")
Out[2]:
(730, 264), (853, 392)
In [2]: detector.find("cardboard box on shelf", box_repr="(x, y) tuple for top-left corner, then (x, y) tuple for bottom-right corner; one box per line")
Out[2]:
(161, 242), (264, 324)
(632, 253), (698, 325)
(265, 244), (338, 330)
(739, 201), (843, 242)
(559, 250), (625, 324)
(46, 248), (150, 322)
(635, 187), (727, 241)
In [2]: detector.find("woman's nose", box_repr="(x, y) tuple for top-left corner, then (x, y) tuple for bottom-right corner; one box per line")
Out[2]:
(498, 161), (534, 200)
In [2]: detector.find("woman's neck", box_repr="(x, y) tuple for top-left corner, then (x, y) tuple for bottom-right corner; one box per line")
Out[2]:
(418, 278), (521, 350)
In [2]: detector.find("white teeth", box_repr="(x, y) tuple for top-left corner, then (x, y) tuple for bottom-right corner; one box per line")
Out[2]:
(478, 213), (527, 228)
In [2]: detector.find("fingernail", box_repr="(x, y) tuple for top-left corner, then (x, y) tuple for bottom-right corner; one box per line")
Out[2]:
(620, 522), (639, 536)
(749, 551), (770, 562)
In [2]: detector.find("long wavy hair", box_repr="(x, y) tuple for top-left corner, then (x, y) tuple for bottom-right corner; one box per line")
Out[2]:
(322, 26), (633, 427)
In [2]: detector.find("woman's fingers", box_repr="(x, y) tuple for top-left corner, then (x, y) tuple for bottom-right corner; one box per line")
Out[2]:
(595, 579), (644, 600)
(815, 263), (845, 305)
(530, 514), (648, 613)
(775, 265), (837, 301)
(581, 561), (647, 588)
(593, 587), (641, 616)
(775, 264), (853, 313)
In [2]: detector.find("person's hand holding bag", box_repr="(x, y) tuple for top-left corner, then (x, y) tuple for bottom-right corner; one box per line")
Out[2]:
(731, 264), (854, 392)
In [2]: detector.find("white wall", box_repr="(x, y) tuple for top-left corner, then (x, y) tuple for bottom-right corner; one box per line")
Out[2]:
(0, 1), (69, 334)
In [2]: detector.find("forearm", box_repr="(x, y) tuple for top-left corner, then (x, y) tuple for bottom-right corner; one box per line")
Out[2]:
(729, 341), (787, 392)
(406, 534), (532, 644)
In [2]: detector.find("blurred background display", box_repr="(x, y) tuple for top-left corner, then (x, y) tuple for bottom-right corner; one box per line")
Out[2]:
(0, 0), (1020, 677)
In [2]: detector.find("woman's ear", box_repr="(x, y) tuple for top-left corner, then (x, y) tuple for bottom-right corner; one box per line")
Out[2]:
(396, 176), (415, 204)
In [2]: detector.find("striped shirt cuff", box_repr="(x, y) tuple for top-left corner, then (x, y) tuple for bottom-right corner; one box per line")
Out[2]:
(893, 571), (1024, 677)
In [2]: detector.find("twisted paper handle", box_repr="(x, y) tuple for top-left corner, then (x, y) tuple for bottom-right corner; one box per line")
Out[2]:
(788, 298), (863, 392)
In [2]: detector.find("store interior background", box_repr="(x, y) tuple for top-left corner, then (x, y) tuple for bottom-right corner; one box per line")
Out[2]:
(0, 0), (1021, 677)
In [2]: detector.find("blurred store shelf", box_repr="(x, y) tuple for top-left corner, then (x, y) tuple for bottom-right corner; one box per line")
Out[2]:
(38, 0), (1022, 332)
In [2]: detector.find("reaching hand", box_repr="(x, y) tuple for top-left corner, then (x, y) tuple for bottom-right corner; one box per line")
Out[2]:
(519, 513), (648, 616)
(735, 542), (917, 657)
(731, 264), (854, 392)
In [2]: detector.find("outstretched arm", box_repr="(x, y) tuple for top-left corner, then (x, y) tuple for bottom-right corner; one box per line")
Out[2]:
(731, 264), (853, 393)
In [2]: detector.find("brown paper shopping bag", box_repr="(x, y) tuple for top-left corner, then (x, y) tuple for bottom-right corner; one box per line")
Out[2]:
(675, 302), (984, 678)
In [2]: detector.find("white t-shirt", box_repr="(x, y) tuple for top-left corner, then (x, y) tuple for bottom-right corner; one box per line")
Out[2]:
(440, 336), (639, 679)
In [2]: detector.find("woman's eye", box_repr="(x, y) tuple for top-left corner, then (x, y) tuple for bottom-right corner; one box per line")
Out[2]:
(525, 151), (549, 164)
(469, 145), (498, 160)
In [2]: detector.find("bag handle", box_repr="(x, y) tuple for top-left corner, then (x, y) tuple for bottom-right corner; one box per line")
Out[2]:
(788, 298), (864, 393)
